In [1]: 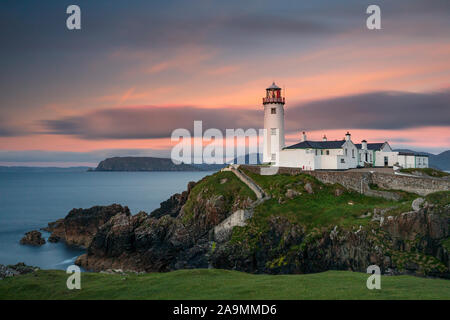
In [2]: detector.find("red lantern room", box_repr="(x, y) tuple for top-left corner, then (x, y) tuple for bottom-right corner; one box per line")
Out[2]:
(263, 82), (285, 105)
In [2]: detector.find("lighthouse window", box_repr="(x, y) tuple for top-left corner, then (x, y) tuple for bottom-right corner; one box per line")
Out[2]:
(270, 128), (277, 135)
(271, 108), (276, 114)
(352, 149), (355, 158)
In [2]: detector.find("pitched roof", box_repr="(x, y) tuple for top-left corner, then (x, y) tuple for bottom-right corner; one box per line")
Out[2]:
(284, 140), (346, 150)
(354, 142), (385, 150)
(398, 152), (429, 157)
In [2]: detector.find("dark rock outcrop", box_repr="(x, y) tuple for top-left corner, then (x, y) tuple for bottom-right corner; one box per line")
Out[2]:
(76, 180), (252, 272)
(67, 173), (449, 278)
(20, 230), (45, 246)
(0, 263), (39, 280)
(45, 204), (130, 248)
(211, 205), (450, 278)
(150, 181), (196, 219)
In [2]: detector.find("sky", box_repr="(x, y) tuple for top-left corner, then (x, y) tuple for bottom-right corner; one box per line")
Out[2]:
(0, 0), (449, 166)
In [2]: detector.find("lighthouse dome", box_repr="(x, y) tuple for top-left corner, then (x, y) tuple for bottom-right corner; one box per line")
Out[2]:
(267, 82), (281, 90)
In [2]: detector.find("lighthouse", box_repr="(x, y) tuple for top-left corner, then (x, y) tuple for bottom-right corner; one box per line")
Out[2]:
(262, 82), (285, 163)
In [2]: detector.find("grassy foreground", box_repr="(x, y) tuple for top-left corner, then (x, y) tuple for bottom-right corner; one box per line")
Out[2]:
(0, 269), (449, 300)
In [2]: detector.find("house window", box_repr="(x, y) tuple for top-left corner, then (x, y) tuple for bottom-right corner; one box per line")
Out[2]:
(271, 153), (276, 161)
(345, 148), (348, 156)
(315, 150), (318, 156)
(271, 108), (276, 114)
(320, 150), (323, 155)
(340, 159), (345, 163)
(352, 149), (355, 158)
(365, 153), (368, 162)
(270, 128), (277, 135)
(326, 150), (330, 155)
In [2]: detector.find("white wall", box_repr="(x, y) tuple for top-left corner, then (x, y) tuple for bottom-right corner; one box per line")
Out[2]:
(415, 156), (429, 168)
(263, 103), (285, 163)
(375, 151), (398, 167)
(341, 140), (358, 169)
(397, 155), (415, 168)
(278, 149), (316, 170)
(358, 149), (372, 166)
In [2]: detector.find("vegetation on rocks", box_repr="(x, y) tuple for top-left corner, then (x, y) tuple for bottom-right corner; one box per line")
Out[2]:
(181, 171), (256, 224)
(18, 168), (450, 280)
(399, 167), (449, 178)
(211, 169), (450, 277)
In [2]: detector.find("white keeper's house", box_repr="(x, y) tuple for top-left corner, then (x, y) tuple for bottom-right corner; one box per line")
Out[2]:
(262, 82), (429, 170)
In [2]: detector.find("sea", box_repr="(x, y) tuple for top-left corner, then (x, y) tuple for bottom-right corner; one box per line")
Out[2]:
(0, 170), (214, 270)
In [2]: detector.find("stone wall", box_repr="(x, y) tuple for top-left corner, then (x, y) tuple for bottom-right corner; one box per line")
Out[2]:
(371, 173), (450, 196)
(214, 209), (253, 242)
(240, 165), (449, 196)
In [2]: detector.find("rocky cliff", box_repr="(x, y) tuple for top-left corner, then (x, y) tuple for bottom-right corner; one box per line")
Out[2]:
(46, 170), (449, 278)
(75, 172), (255, 271)
(211, 205), (449, 277)
(45, 204), (130, 247)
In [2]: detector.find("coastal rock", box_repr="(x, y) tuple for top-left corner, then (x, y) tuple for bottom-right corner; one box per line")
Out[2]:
(334, 187), (345, 197)
(66, 173), (450, 279)
(151, 181), (196, 219)
(20, 230), (45, 246)
(76, 180), (252, 272)
(0, 263), (39, 280)
(304, 183), (314, 194)
(211, 204), (450, 277)
(285, 189), (300, 199)
(46, 204), (130, 248)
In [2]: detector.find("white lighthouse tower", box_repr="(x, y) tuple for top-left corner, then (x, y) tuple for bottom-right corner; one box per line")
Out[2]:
(262, 82), (285, 163)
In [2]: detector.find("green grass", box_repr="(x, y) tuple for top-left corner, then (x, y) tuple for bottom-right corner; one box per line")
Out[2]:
(0, 269), (449, 300)
(181, 171), (256, 223)
(426, 191), (450, 207)
(442, 238), (450, 252)
(400, 168), (449, 178)
(241, 169), (411, 230)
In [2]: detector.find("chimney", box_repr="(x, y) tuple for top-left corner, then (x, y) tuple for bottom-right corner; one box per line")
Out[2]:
(362, 140), (367, 150)
(323, 134), (327, 142)
(302, 131), (307, 142)
(345, 131), (351, 141)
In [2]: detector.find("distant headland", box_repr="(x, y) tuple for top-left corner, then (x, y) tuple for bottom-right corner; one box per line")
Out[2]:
(93, 156), (224, 172)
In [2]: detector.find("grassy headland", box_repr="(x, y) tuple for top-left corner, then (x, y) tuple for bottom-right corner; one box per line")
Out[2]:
(0, 269), (449, 300)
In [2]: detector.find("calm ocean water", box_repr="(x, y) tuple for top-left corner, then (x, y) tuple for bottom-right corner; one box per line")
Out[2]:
(0, 170), (214, 270)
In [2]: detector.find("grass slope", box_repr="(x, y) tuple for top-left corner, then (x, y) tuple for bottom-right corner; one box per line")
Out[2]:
(399, 168), (449, 178)
(0, 269), (449, 300)
(241, 170), (415, 230)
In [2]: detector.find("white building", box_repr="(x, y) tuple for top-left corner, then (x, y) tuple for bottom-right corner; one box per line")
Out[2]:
(397, 152), (429, 169)
(261, 83), (429, 170)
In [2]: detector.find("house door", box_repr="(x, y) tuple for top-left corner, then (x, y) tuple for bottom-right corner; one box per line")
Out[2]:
(384, 156), (388, 167)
